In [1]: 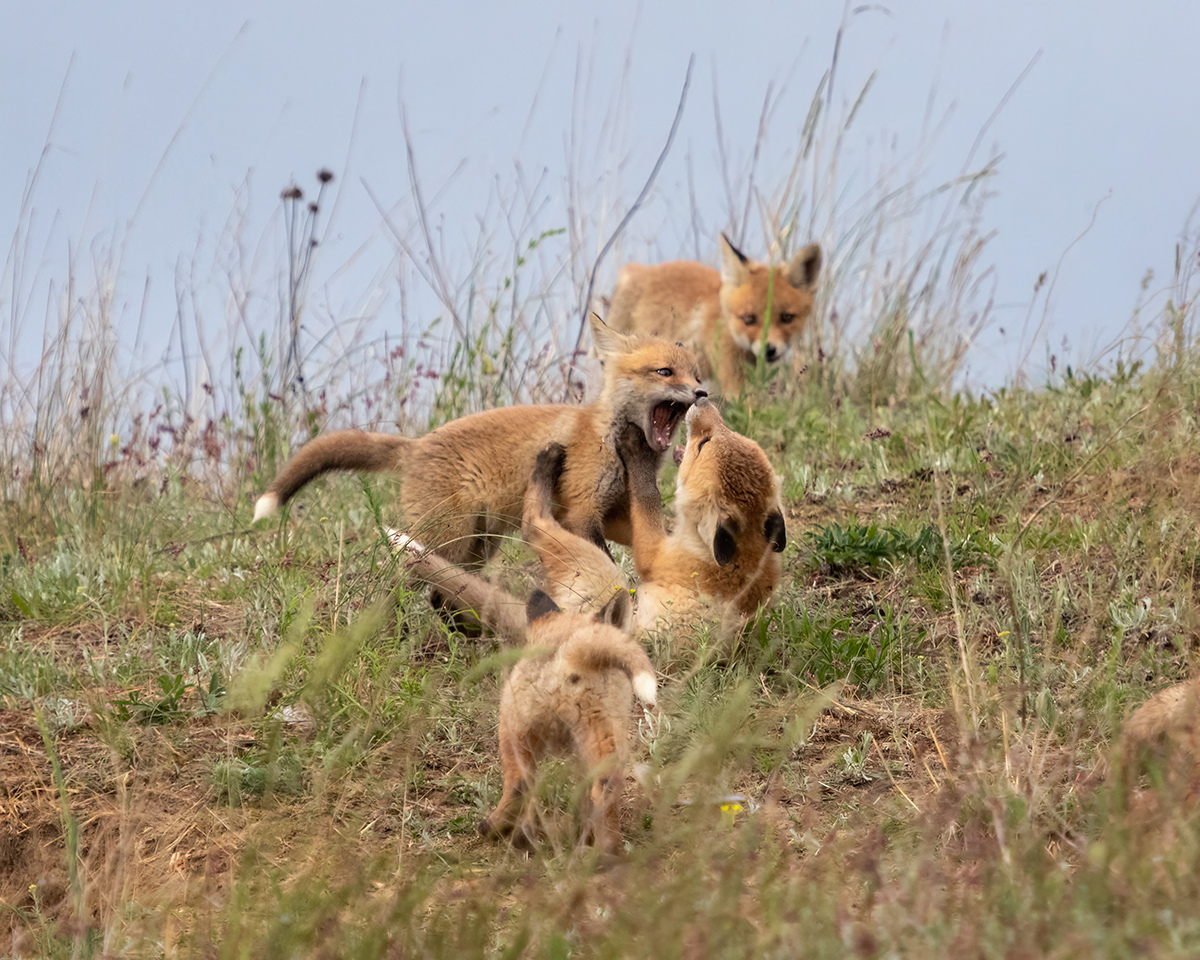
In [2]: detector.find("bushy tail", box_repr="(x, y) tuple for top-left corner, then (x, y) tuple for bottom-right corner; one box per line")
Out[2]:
(389, 531), (528, 644)
(560, 633), (657, 705)
(253, 431), (412, 521)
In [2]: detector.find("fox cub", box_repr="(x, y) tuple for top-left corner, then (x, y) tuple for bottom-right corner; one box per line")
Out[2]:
(254, 314), (704, 566)
(607, 234), (821, 395)
(617, 398), (787, 637)
(477, 587), (656, 855)
(1119, 676), (1200, 777)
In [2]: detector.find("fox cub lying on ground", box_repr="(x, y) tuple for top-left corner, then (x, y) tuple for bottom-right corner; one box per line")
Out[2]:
(606, 234), (821, 396)
(618, 398), (787, 638)
(254, 315), (704, 566)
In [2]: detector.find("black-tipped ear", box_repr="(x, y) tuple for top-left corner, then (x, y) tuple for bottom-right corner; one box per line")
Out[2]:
(526, 589), (561, 623)
(713, 521), (739, 567)
(594, 589), (632, 632)
(719, 234), (751, 287)
(764, 512), (787, 553)
(720, 232), (749, 264)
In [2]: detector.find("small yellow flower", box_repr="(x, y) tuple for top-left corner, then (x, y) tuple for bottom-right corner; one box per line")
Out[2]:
(110, 433), (119, 447)
(720, 802), (743, 826)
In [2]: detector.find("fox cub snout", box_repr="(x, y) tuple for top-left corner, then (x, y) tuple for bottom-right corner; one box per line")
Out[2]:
(606, 233), (821, 395)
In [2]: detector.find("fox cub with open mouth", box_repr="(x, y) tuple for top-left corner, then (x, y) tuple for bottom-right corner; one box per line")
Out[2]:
(606, 234), (821, 396)
(254, 315), (705, 567)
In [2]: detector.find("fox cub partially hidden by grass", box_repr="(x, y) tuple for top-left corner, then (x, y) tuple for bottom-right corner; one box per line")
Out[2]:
(253, 314), (704, 566)
(1119, 676), (1200, 779)
(618, 398), (787, 637)
(395, 448), (653, 853)
(478, 587), (656, 855)
(607, 233), (821, 395)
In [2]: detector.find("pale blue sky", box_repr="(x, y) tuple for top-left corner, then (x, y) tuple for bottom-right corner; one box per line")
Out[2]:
(3, 1), (1198, 394)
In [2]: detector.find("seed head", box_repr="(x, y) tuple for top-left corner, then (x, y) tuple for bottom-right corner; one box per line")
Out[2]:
(317, 168), (334, 183)
(281, 185), (303, 200)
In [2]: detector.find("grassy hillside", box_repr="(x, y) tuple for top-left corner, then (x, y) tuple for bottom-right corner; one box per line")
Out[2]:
(5, 322), (1200, 957)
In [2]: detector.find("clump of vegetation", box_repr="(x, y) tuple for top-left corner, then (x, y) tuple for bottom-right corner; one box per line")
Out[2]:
(806, 520), (993, 575)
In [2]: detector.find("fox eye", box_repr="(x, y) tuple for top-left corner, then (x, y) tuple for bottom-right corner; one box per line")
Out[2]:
(779, 313), (795, 324)
(740, 314), (757, 326)
(655, 367), (673, 377)
(697, 437), (710, 454)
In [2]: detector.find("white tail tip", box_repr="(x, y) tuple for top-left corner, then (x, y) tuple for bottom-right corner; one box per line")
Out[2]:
(252, 492), (279, 522)
(632, 671), (657, 706)
(386, 528), (426, 556)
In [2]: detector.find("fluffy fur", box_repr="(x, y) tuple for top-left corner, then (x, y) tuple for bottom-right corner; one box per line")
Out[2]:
(606, 234), (821, 395)
(617, 398), (787, 638)
(477, 588), (656, 855)
(254, 315), (705, 567)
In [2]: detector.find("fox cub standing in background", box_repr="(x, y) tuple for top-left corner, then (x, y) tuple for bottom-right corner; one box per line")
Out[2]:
(478, 587), (656, 855)
(607, 234), (821, 395)
(617, 398), (787, 638)
(254, 314), (705, 566)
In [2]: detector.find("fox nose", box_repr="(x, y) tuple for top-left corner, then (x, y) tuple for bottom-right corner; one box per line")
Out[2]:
(695, 389), (708, 401)
(765, 345), (779, 362)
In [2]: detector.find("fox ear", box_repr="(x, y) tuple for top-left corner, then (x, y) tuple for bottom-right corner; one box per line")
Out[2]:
(595, 589), (632, 633)
(784, 242), (821, 289)
(712, 518), (739, 567)
(526, 589), (561, 623)
(719, 233), (751, 287)
(589, 312), (632, 358)
(764, 511), (787, 553)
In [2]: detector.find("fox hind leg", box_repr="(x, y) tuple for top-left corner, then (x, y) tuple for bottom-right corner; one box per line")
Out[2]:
(480, 732), (536, 845)
(576, 723), (624, 856)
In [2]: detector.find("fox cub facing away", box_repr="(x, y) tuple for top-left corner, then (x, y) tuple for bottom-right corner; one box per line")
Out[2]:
(253, 314), (705, 565)
(479, 587), (656, 855)
(618, 397), (787, 638)
(397, 447), (652, 853)
(606, 233), (821, 396)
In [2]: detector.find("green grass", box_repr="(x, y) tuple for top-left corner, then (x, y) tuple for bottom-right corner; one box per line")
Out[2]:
(8, 344), (1200, 957)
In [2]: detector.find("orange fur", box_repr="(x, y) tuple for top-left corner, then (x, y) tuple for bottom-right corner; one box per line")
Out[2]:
(479, 589), (655, 855)
(398, 445), (631, 644)
(607, 234), (820, 395)
(617, 399), (787, 639)
(1120, 676), (1200, 772)
(254, 315), (704, 568)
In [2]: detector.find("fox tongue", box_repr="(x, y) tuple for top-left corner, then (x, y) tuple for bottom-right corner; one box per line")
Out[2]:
(651, 403), (673, 449)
